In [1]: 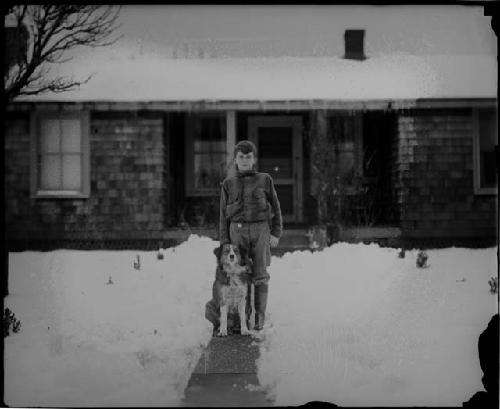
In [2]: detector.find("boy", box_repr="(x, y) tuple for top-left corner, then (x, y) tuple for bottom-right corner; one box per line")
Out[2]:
(206, 140), (282, 332)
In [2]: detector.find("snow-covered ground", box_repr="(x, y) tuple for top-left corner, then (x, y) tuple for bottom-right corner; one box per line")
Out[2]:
(257, 244), (497, 406)
(4, 236), (215, 407)
(4, 235), (497, 407)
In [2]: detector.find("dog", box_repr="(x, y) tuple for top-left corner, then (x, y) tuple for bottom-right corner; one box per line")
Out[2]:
(212, 243), (255, 337)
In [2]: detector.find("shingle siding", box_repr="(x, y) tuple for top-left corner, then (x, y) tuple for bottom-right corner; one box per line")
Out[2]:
(5, 112), (169, 243)
(394, 110), (496, 239)
(5, 107), (496, 248)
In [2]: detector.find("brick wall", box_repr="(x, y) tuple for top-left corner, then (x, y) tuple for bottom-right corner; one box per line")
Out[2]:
(394, 110), (497, 239)
(5, 111), (169, 245)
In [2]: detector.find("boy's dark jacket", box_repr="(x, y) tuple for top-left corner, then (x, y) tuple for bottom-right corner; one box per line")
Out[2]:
(219, 169), (283, 244)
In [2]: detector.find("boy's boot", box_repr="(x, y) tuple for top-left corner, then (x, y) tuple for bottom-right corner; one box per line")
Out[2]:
(246, 284), (255, 330)
(254, 283), (268, 331)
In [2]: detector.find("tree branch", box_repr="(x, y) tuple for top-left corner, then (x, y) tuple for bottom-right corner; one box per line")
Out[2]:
(4, 5), (121, 102)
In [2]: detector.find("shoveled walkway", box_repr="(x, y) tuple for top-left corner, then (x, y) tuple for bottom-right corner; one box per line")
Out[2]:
(182, 335), (272, 407)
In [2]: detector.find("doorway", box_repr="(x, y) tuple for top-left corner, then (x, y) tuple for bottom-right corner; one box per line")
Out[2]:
(248, 116), (303, 223)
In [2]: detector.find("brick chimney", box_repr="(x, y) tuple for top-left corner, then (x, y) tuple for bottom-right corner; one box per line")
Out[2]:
(343, 29), (366, 60)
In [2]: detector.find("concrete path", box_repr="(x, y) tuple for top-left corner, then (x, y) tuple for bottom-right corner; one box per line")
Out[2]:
(182, 335), (272, 407)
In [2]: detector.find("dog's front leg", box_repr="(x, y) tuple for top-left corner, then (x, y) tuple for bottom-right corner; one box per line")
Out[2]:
(218, 304), (228, 337)
(238, 298), (250, 336)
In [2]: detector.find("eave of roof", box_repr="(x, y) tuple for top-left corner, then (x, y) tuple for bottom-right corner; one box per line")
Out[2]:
(7, 98), (497, 113)
(12, 55), (497, 104)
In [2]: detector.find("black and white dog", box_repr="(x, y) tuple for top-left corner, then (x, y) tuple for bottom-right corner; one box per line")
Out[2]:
(212, 244), (255, 336)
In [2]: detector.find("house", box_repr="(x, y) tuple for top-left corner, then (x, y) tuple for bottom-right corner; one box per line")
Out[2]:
(4, 5), (498, 251)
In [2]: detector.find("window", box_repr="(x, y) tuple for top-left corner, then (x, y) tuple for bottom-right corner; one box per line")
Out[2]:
(309, 112), (363, 196)
(327, 113), (363, 183)
(31, 112), (90, 198)
(473, 108), (497, 195)
(185, 113), (227, 196)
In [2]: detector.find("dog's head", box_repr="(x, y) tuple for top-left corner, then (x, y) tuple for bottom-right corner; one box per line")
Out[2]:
(214, 243), (242, 269)
(214, 244), (250, 285)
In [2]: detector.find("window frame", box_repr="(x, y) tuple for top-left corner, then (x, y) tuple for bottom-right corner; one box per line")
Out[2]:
(184, 112), (228, 197)
(472, 108), (497, 196)
(30, 111), (90, 199)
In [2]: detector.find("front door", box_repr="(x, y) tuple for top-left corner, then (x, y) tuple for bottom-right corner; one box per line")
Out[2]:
(248, 116), (303, 223)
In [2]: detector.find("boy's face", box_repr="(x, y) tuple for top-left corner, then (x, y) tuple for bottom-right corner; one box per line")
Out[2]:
(234, 151), (256, 171)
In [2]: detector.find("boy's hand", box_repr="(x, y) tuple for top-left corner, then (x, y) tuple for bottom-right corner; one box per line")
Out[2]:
(270, 235), (279, 248)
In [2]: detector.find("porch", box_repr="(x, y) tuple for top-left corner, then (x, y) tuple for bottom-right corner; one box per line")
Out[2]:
(169, 108), (400, 232)
(5, 99), (497, 252)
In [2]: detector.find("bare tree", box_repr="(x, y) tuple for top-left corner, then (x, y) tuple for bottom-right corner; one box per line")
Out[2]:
(4, 5), (121, 103)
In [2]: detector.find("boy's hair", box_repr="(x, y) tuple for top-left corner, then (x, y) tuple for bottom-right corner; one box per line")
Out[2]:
(233, 140), (257, 158)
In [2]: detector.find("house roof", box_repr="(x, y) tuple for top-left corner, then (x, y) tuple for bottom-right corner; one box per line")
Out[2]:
(16, 54), (497, 104)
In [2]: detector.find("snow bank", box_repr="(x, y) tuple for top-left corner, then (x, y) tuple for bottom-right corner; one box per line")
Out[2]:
(5, 238), (497, 407)
(5, 235), (217, 407)
(257, 244), (498, 406)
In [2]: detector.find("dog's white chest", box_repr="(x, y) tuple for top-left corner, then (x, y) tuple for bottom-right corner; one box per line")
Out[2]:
(221, 284), (247, 309)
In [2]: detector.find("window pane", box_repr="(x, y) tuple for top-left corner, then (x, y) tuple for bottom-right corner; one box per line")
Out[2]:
(194, 140), (226, 152)
(193, 116), (226, 152)
(339, 151), (355, 175)
(194, 153), (226, 189)
(40, 154), (61, 190)
(479, 111), (496, 150)
(275, 185), (294, 215)
(328, 115), (357, 179)
(62, 154), (82, 190)
(329, 116), (355, 143)
(40, 120), (60, 153)
(258, 127), (293, 178)
(61, 119), (81, 153)
(479, 110), (497, 188)
(259, 157), (293, 178)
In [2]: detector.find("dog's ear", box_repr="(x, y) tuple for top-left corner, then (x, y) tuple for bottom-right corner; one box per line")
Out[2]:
(213, 245), (222, 261)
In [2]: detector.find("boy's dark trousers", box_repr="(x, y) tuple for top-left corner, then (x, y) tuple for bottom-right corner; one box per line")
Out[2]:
(229, 221), (271, 284)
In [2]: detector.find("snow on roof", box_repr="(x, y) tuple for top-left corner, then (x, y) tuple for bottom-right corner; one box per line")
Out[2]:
(17, 54), (497, 103)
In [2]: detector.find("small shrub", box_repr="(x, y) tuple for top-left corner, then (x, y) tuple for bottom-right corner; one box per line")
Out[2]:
(489, 277), (498, 294)
(416, 250), (429, 268)
(4, 308), (21, 337)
